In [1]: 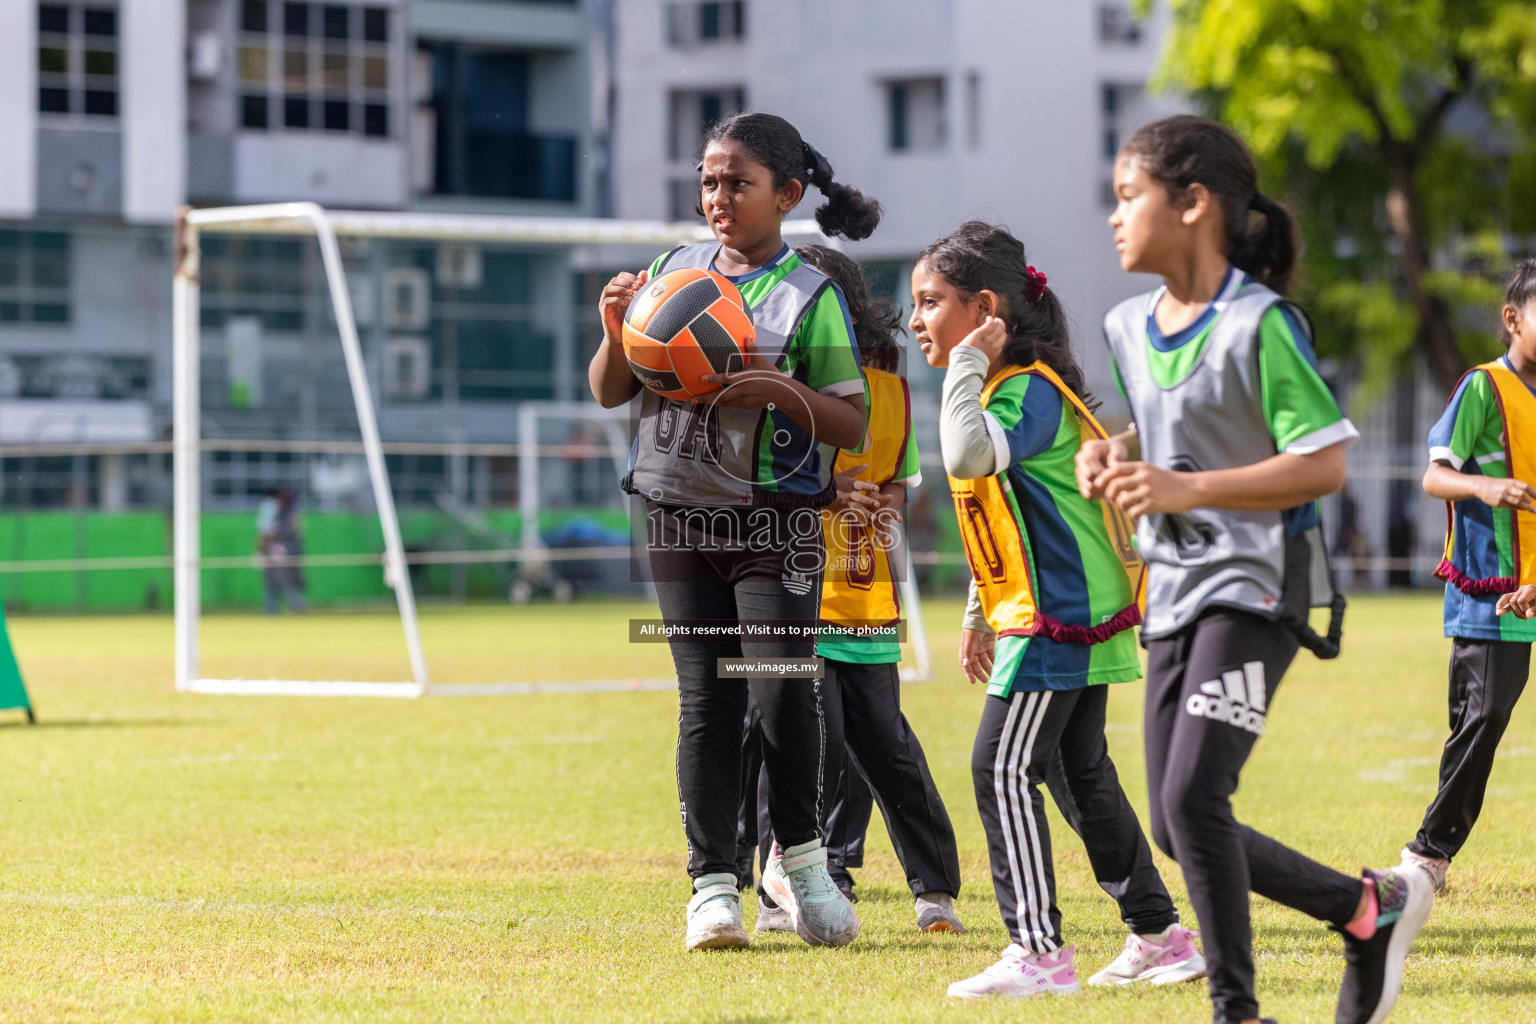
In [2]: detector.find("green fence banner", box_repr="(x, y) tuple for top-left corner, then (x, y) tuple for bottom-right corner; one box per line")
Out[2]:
(0, 603), (31, 721)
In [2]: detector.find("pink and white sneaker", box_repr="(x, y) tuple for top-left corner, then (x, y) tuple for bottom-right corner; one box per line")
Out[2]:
(946, 944), (1080, 999)
(1087, 925), (1207, 986)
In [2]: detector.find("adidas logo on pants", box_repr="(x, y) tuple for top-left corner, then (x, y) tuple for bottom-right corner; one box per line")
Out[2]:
(1184, 662), (1267, 736)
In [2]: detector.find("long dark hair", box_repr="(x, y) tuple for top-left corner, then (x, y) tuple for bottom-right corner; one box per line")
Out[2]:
(918, 221), (1091, 404)
(698, 113), (882, 241)
(1120, 114), (1297, 295)
(795, 244), (902, 372)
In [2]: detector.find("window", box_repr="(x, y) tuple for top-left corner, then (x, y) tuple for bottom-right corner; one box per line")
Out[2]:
(1098, 2), (1144, 45)
(0, 230), (72, 325)
(417, 44), (578, 201)
(199, 235), (307, 333)
(964, 71), (981, 149)
(37, 2), (119, 119)
(666, 1), (746, 46)
(886, 78), (945, 153)
(668, 177), (701, 222)
(667, 87), (745, 162)
(1100, 82), (1145, 207)
(239, 0), (391, 138)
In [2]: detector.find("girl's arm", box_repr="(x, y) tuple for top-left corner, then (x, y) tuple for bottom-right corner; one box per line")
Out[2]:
(959, 581), (995, 685)
(588, 270), (649, 408)
(1423, 462), (1536, 512)
(1100, 442), (1347, 518)
(940, 345), (1008, 480)
(699, 365), (865, 449)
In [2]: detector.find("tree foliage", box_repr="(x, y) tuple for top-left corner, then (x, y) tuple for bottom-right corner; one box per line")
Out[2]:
(1140, 0), (1536, 393)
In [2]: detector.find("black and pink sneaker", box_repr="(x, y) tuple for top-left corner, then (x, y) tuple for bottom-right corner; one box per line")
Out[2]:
(1335, 867), (1433, 1024)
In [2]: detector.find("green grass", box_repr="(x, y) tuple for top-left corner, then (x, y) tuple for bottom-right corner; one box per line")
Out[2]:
(0, 594), (1531, 1022)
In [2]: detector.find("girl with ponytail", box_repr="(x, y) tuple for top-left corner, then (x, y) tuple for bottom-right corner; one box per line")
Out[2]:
(1082, 114), (1432, 1024)
(587, 113), (880, 953)
(916, 221), (1206, 999)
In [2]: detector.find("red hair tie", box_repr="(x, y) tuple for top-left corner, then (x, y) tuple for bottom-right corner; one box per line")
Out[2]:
(1025, 265), (1048, 303)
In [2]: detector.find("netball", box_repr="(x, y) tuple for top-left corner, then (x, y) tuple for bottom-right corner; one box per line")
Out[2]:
(622, 268), (756, 400)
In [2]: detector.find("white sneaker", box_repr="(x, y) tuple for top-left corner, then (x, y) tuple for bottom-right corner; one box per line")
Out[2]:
(947, 944), (1080, 999)
(1087, 925), (1207, 986)
(761, 841), (860, 947)
(685, 874), (750, 951)
(1399, 847), (1448, 893)
(755, 902), (794, 933)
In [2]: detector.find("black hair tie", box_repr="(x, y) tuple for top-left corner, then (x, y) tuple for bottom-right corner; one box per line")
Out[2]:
(803, 143), (834, 186)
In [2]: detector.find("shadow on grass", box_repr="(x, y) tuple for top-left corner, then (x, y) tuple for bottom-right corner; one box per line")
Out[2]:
(0, 716), (217, 730)
(1415, 921), (1536, 959)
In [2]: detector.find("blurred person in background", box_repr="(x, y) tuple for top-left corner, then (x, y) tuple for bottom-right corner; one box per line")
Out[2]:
(256, 487), (308, 615)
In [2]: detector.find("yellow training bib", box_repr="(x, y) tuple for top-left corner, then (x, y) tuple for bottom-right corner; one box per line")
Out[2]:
(1436, 360), (1536, 594)
(820, 367), (911, 631)
(948, 361), (1144, 640)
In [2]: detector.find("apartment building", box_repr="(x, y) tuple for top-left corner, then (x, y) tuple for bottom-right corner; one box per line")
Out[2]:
(609, 0), (1182, 416)
(0, 0), (604, 512)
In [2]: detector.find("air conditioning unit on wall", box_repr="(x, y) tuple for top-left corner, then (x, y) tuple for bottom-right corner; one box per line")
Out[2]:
(383, 336), (431, 400)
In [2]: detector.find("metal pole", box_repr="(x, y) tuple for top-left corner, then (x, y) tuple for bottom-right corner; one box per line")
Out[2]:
(897, 546), (931, 683)
(172, 207), (200, 691)
(305, 205), (429, 690)
(518, 402), (542, 561)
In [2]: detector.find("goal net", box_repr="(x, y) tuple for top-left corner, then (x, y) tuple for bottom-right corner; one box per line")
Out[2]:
(172, 203), (930, 697)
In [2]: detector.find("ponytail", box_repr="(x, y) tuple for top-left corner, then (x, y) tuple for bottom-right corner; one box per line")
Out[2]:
(801, 143), (882, 241)
(699, 113), (883, 241)
(919, 221), (1094, 407)
(1230, 192), (1297, 295)
(1121, 115), (1297, 295)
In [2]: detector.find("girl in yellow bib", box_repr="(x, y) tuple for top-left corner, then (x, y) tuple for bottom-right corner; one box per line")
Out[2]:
(919, 221), (1203, 999)
(743, 244), (964, 936)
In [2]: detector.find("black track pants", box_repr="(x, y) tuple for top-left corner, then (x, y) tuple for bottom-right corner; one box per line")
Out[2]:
(740, 659), (961, 899)
(973, 683), (1179, 953)
(650, 503), (832, 882)
(1145, 609), (1362, 1024)
(1409, 638), (1532, 861)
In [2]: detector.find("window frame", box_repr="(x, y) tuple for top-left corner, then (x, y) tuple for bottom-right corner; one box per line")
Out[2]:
(239, 1), (393, 140)
(36, 1), (120, 123)
(0, 229), (74, 328)
(884, 76), (946, 154)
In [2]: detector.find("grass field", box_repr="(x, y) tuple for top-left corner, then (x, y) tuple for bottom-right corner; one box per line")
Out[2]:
(0, 593), (1532, 1022)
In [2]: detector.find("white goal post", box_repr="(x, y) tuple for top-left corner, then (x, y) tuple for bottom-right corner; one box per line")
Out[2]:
(171, 202), (929, 697)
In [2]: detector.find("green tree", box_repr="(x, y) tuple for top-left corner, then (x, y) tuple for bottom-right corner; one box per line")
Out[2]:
(1143, 0), (1536, 391)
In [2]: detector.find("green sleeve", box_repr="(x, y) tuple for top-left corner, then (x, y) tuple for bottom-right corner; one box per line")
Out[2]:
(1445, 374), (1503, 470)
(786, 286), (865, 398)
(894, 384), (920, 483)
(1257, 306), (1352, 452)
(645, 251), (668, 277)
(977, 374), (1030, 432)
